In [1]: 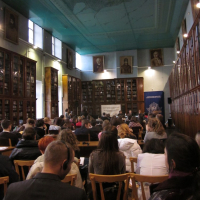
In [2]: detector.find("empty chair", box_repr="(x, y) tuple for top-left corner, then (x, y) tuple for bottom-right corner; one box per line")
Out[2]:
(62, 174), (77, 186)
(76, 134), (90, 141)
(0, 138), (12, 146)
(0, 176), (9, 197)
(89, 173), (130, 200)
(131, 174), (168, 200)
(14, 160), (34, 180)
(129, 157), (138, 173)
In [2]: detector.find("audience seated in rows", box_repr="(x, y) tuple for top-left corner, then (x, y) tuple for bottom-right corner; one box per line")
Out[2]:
(76, 116), (82, 127)
(0, 153), (19, 199)
(118, 124), (142, 172)
(129, 116), (143, 129)
(44, 117), (51, 134)
(0, 119), (21, 146)
(101, 112), (109, 121)
(144, 118), (167, 143)
(23, 118), (35, 129)
(4, 141), (87, 200)
(89, 130), (125, 199)
(57, 129), (80, 159)
(49, 117), (62, 131)
(9, 128), (41, 163)
(136, 139), (168, 200)
(89, 119), (101, 141)
(26, 136), (55, 180)
(149, 133), (200, 200)
(75, 120), (90, 136)
(62, 118), (75, 130)
(34, 119), (46, 139)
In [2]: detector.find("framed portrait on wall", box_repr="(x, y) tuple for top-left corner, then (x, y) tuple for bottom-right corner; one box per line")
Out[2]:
(150, 49), (164, 67)
(93, 55), (104, 73)
(4, 7), (19, 44)
(191, 0), (199, 20)
(182, 18), (187, 35)
(67, 48), (73, 70)
(120, 56), (133, 74)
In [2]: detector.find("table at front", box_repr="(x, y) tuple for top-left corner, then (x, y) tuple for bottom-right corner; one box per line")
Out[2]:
(77, 140), (144, 157)
(0, 147), (14, 156)
(78, 141), (98, 157)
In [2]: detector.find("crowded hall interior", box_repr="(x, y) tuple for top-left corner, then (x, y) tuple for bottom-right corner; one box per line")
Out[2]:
(1, 0), (200, 199)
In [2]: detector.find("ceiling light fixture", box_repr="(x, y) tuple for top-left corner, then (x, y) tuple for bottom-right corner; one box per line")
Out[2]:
(177, 51), (180, 54)
(196, 3), (200, 8)
(183, 33), (188, 38)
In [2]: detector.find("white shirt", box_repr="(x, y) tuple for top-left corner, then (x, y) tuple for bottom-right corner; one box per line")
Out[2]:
(136, 153), (168, 175)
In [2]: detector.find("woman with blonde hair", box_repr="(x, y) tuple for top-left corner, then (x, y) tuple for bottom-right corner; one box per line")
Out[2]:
(144, 117), (167, 143)
(118, 123), (136, 139)
(57, 129), (83, 189)
(118, 123), (142, 172)
(57, 129), (80, 158)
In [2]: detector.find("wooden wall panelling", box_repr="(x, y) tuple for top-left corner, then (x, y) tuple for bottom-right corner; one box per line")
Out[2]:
(62, 75), (68, 115)
(45, 67), (58, 119)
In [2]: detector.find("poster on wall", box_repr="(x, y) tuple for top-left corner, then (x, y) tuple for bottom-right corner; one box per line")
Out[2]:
(4, 7), (19, 44)
(101, 104), (121, 117)
(93, 55), (104, 73)
(150, 49), (164, 67)
(144, 91), (165, 121)
(120, 56), (133, 74)
(67, 49), (73, 70)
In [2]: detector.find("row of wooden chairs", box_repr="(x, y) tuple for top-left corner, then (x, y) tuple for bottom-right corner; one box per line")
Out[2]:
(89, 173), (168, 200)
(0, 138), (12, 146)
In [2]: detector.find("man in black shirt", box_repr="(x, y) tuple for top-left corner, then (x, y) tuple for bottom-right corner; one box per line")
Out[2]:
(0, 119), (21, 146)
(4, 141), (87, 200)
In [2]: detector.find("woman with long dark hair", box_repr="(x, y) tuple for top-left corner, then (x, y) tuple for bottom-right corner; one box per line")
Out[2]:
(89, 131), (125, 175)
(149, 133), (200, 200)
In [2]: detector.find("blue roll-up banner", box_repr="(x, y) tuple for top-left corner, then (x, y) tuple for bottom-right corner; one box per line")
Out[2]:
(144, 91), (165, 121)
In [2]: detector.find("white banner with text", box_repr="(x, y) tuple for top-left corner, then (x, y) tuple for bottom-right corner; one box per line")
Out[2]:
(101, 104), (121, 116)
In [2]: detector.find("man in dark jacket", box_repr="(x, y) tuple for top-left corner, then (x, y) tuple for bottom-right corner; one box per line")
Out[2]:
(0, 154), (19, 199)
(89, 119), (101, 141)
(0, 119), (21, 146)
(34, 119), (46, 139)
(9, 127), (41, 163)
(75, 120), (90, 136)
(4, 141), (87, 200)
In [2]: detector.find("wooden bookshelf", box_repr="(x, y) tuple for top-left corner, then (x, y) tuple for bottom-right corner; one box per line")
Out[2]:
(45, 67), (58, 119)
(62, 74), (81, 116)
(81, 77), (144, 117)
(0, 47), (36, 125)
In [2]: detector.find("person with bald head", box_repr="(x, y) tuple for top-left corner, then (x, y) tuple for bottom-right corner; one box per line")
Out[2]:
(4, 141), (87, 200)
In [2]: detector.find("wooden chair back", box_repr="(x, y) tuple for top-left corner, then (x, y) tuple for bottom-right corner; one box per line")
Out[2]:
(89, 173), (130, 200)
(76, 134), (90, 141)
(49, 130), (59, 135)
(129, 157), (138, 173)
(131, 127), (142, 139)
(0, 176), (9, 196)
(131, 174), (168, 200)
(0, 138), (12, 146)
(14, 160), (34, 180)
(62, 174), (77, 186)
